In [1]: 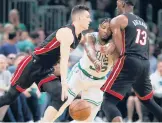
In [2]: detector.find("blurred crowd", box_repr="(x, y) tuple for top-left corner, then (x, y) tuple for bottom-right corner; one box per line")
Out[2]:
(0, 0), (162, 122)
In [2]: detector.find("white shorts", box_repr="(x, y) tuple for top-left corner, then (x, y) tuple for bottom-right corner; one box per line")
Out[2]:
(67, 63), (107, 106)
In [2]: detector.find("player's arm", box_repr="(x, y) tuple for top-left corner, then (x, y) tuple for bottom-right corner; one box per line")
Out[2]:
(82, 33), (101, 72)
(83, 33), (97, 63)
(56, 28), (73, 84)
(57, 27), (73, 101)
(103, 39), (116, 55)
(110, 15), (128, 54)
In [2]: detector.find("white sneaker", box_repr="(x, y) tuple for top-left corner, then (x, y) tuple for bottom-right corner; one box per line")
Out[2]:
(95, 117), (103, 122)
(135, 119), (142, 122)
(127, 119), (132, 123)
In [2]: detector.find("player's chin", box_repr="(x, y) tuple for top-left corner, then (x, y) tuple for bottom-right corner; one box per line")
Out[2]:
(101, 37), (108, 41)
(84, 26), (89, 30)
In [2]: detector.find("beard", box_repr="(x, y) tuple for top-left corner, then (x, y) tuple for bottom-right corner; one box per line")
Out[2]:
(116, 7), (121, 15)
(101, 35), (112, 44)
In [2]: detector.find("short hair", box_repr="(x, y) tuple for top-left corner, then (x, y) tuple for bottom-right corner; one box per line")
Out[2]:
(9, 9), (19, 15)
(123, 0), (136, 6)
(99, 18), (111, 25)
(0, 54), (7, 61)
(8, 32), (16, 40)
(30, 32), (39, 39)
(71, 5), (89, 17)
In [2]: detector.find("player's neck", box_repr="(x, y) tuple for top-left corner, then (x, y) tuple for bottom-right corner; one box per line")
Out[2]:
(98, 36), (106, 45)
(72, 22), (83, 38)
(123, 6), (134, 14)
(98, 33), (109, 45)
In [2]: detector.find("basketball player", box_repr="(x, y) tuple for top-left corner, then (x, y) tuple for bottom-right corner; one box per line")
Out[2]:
(0, 5), (91, 122)
(51, 18), (119, 122)
(101, 0), (162, 122)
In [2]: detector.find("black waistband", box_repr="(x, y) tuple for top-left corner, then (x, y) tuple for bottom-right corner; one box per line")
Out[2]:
(31, 53), (40, 61)
(124, 53), (148, 60)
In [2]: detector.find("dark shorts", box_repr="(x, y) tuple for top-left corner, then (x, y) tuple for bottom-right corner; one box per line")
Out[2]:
(11, 55), (58, 92)
(101, 55), (153, 101)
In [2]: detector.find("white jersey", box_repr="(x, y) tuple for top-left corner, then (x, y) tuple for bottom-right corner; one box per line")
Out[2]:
(66, 32), (118, 120)
(79, 32), (114, 79)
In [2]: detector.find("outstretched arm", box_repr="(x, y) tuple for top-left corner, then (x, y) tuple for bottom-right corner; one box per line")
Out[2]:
(83, 33), (97, 63)
(81, 33), (101, 72)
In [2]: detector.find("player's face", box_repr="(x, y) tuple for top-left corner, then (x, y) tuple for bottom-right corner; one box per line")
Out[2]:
(98, 22), (111, 41)
(116, 0), (124, 15)
(79, 11), (91, 30)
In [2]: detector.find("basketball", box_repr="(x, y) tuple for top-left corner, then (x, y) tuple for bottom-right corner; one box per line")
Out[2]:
(69, 99), (91, 121)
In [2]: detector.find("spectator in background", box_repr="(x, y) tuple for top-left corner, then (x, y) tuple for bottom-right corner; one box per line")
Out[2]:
(37, 28), (46, 43)
(149, 39), (157, 74)
(0, 32), (19, 56)
(17, 31), (35, 53)
(3, 24), (14, 41)
(7, 54), (16, 68)
(8, 9), (26, 31)
(0, 54), (11, 99)
(146, 4), (158, 36)
(75, 0), (92, 10)
(89, 0), (111, 31)
(8, 53), (27, 74)
(150, 54), (162, 121)
(30, 32), (40, 47)
(0, 54), (14, 122)
(150, 54), (162, 105)
(0, 24), (4, 45)
(127, 88), (143, 122)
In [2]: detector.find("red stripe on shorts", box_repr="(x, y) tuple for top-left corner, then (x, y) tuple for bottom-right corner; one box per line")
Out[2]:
(135, 91), (153, 101)
(38, 75), (57, 91)
(11, 55), (32, 86)
(101, 56), (126, 100)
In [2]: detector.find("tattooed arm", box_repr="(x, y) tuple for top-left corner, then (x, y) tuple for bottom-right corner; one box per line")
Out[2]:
(80, 33), (101, 72)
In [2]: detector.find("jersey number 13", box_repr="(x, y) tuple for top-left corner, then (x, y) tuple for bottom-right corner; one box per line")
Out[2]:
(135, 29), (147, 46)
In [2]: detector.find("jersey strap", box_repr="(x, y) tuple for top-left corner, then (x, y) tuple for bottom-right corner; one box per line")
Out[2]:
(78, 62), (105, 80)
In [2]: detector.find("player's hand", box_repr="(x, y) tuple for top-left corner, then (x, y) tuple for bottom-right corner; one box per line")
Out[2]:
(100, 43), (115, 55)
(61, 82), (69, 101)
(23, 91), (31, 98)
(94, 60), (102, 72)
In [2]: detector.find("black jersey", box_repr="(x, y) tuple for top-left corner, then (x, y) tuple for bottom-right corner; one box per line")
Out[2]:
(33, 24), (81, 67)
(121, 13), (149, 59)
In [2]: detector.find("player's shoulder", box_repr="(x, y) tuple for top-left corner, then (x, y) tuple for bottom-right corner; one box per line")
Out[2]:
(112, 14), (127, 21)
(57, 27), (73, 35)
(111, 15), (128, 28)
(56, 27), (74, 43)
